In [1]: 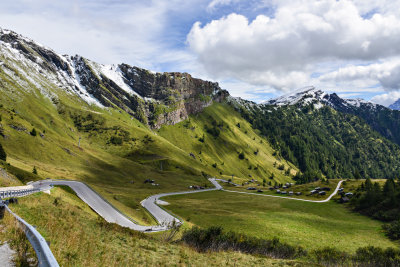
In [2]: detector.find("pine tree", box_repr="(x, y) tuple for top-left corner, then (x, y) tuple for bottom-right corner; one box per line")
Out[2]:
(354, 169), (361, 179)
(30, 128), (37, 136)
(0, 143), (6, 161)
(383, 179), (396, 198)
(365, 178), (373, 191)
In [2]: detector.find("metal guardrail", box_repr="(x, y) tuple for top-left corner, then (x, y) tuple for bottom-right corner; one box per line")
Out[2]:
(0, 188), (41, 199)
(1, 187), (60, 267)
(5, 206), (59, 267)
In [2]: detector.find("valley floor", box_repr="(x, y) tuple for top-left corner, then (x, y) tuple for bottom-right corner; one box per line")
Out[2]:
(163, 190), (397, 252)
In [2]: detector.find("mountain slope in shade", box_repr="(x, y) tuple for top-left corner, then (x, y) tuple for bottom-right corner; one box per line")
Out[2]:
(0, 28), (228, 129)
(389, 99), (400, 110)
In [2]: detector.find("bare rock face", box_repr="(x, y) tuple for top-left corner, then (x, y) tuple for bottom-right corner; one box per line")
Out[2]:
(115, 64), (229, 128)
(0, 28), (229, 129)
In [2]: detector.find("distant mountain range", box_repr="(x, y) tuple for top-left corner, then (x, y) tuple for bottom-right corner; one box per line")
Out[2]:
(389, 99), (400, 110)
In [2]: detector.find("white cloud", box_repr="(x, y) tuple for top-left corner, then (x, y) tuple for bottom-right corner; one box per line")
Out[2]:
(188, 0), (400, 92)
(371, 91), (400, 106)
(318, 59), (400, 91)
(207, 0), (236, 11)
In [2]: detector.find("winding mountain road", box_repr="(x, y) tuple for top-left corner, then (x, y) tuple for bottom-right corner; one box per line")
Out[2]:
(28, 179), (223, 232)
(3, 178), (342, 232)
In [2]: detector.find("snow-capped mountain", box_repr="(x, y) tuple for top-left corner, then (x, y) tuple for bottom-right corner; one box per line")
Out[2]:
(261, 86), (400, 147)
(262, 86), (377, 111)
(389, 99), (400, 110)
(262, 86), (328, 106)
(0, 28), (227, 128)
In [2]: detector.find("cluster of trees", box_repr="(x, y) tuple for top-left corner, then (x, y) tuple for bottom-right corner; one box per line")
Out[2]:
(205, 118), (224, 138)
(72, 113), (105, 132)
(350, 178), (400, 240)
(293, 170), (323, 184)
(235, 103), (400, 179)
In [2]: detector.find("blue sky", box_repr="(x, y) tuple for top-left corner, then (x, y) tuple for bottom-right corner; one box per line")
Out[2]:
(1, 0), (400, 106)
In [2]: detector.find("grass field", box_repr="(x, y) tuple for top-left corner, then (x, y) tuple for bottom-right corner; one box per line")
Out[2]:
(163, 190), (398, 253)
(1, 187), (305, 267)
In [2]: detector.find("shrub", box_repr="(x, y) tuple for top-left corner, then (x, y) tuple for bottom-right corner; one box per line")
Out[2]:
(353, 246), (400, 267)
(313, 247), (349, 266)
(383, 220), (400, 240)
(206, 126), (220, 138)
(142, 135), (154, 144)
(110, 136), (123, 145)
(198, 135), (205, 143)
(32, 166), (38, 175)
(30, 128), (37, 136)
(0, 143), (6, 161)
(181, 226), (306, 259)
(238, 152), (245, 160)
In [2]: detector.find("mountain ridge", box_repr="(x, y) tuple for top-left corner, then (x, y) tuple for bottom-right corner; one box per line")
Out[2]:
(0, 27), (228, 129)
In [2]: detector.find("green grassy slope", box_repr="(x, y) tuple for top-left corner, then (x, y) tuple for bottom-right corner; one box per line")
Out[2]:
(158, 103), (295, 185)
(1, 187), (303, 267)
(163, 190), (398, 252)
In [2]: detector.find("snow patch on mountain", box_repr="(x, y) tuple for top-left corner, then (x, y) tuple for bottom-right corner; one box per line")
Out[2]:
(344, 98), (375, 108)
(263, 86), (377, 111)
(95, 63), (142, 98)
(262, 86), (328, 106)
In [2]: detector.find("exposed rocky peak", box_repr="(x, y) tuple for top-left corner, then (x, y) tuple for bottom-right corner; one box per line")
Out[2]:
(0, 27), (228, 128)
(117, 64), (221, 101)
(389, 99), (400, 110)
(263, 86), (378, 111)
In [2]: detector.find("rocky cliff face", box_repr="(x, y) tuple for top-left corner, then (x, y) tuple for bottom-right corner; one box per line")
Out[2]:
(0, 28), (229, 128)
